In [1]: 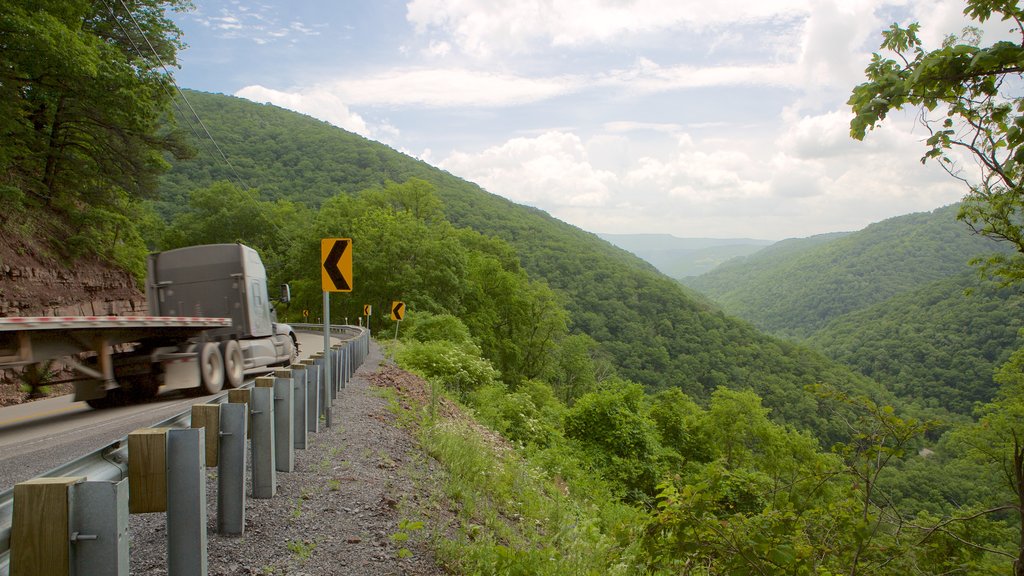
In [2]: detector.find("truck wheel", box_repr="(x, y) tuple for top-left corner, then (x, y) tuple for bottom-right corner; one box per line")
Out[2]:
(222, 340), (244, 388)
(199, 341), (225, 394)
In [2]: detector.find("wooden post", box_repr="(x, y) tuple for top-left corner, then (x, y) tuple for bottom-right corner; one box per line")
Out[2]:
(11, 476), (84, 576)
(228, 388), (252, 439)
(128, 428), (169, 514)
(191, 403), (221, 467)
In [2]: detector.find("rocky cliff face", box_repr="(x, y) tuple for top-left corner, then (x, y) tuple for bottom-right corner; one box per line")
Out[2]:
(0, 235), (144, 317)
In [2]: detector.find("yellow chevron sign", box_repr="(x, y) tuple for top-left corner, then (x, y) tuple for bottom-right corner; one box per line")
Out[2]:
(321, 238), (352, 292)
(390, 301), (405, 321)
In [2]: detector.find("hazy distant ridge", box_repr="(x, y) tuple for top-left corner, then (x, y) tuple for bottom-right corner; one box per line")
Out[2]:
(598, 233), (774, 278)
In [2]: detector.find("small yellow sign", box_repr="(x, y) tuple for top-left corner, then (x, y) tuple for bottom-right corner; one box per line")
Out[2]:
(390, 301), (406, 321)
(363, 304), (372, 316)
(321, 238), (352, 292)
(303, 309), (309, 318)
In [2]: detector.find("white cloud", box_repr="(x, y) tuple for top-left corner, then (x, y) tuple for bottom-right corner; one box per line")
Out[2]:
(328, 68), (583, 108)
(432, 102), (971, 239)
(777, 110), (862, 159)
(191, 4), (320, 44)
(439, 131), (615, 207)
(234, 85), (380, 139)
(599, 58), (800, 93)
(405, 0), (814, 58)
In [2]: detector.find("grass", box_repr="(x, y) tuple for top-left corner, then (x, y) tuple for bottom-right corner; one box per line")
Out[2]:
(382, 375), (645, 575)
(286, 539), (316, 561)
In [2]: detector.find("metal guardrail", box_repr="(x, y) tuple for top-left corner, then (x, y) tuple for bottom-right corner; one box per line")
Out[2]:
(0, 324), (367, 575)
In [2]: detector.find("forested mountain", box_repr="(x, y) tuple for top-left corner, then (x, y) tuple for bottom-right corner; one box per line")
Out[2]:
(157, 90), (888, 437)
(808, 272), (1024, 414)
(684, 206), (1021, 414)
(597, 233), (773, 278)
(684, 205), (1006, 339)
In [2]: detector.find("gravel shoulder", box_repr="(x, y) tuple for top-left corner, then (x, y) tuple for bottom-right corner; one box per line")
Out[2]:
(129, 340), (452, 575)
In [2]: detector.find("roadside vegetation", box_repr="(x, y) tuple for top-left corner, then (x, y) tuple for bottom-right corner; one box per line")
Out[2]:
(5, 0), (1024, 572)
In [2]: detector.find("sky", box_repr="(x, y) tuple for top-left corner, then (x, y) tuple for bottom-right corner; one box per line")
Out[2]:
(167, 0), (1012, 241)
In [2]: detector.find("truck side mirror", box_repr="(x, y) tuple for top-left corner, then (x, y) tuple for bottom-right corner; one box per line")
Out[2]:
(279, 284), (291, 303)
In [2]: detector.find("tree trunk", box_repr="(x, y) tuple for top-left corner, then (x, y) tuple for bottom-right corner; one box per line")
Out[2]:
(1014, 434), (1024, 576)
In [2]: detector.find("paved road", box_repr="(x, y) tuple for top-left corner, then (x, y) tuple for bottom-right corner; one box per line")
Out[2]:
(0, 331), (333, 492)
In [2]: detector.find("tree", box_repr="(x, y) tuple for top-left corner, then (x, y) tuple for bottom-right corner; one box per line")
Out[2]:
(947, 348), (1024, 575)
(849, 0), (1024, 284)
(0, 0), (193, 212)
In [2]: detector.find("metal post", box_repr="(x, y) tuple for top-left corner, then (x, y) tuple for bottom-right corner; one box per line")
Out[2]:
(166, 428), (207, 576)
(217, 403), (246, 535)
(290, 364), (308, 449)
(71, 480), (129, 576)
(250, 386), (276, 499)
(273, 370), (294, 472)
(301, 360), (319, 434)
(332, 345), (341, 393)
(323, 291), (332, 428)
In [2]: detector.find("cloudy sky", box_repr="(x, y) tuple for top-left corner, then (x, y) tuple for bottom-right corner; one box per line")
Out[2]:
(169, 0), (1008, 240)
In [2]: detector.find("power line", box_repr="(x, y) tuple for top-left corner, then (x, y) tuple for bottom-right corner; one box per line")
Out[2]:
(100, 0), (283, 235)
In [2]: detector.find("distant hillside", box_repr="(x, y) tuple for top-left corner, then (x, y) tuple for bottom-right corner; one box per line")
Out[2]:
(598, 234), (773, 278)
(158, 91), (889, 437)
(808, 271), (1024, 414)
(683, 206), (1004, 339)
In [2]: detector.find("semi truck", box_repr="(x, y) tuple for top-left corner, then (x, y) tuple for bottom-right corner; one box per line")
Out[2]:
(0, 243), (297, 408)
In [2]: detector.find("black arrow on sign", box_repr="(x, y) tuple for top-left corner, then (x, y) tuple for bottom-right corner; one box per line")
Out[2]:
(392, 302), (404, 320)
(323, 239), (351, 291)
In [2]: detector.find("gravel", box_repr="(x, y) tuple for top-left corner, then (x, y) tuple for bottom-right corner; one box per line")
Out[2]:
(127, 342), (452, 575)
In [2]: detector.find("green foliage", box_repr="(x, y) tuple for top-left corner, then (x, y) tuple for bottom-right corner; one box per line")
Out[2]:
(564, 381), (664, 501)
(544, 333), (599, 405)
(18, 360), (58, 398)
(0, 0), (192, 224)
(849, 1), (1024, 286)
(647, 388), (711, 464)
(419, 419), (642, 576)
(687, 205), (1003, 339)
(810, 271), (1024, 414)
(405, 312), (474, 346)
(0, 0), (193, 271)
(468, 383), (561, 448)
(394, 340), (500, 401)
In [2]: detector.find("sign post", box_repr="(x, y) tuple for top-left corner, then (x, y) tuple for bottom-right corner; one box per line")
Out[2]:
(321, 238), (353, 429)
(363, 304), (372, 336)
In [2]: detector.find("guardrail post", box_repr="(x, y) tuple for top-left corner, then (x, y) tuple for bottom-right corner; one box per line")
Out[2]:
(166, 428), (207, 576)
(312, 353), (327, 414)
(71, 479), (129, 576)
(11, 476), (83, 576)
(250, 383), (276, 499)
(301, 359), (320, 433)
(272, 369), (295, 472)
(344, 342), (351, 384)
(70, 479), (129, 576)
(290, 363), (308, 449)
(338, 343), (346, 390)
(127, 428), (169, 514)
(191, 404), (220, 467)
(217, 402), (246, 535)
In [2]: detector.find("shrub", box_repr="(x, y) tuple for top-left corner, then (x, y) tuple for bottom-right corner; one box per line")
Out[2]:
(395, 340), (499, 400)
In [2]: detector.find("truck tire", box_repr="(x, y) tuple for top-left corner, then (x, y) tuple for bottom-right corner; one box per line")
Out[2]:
(222, 340), (244, 388)
(199, 341), (225, 394)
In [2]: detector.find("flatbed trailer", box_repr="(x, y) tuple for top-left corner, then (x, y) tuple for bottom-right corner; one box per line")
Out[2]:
(0, 315), (235, 408)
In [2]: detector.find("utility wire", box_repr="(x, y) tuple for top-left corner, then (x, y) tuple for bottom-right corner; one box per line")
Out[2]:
(102, 0), (283, 235)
